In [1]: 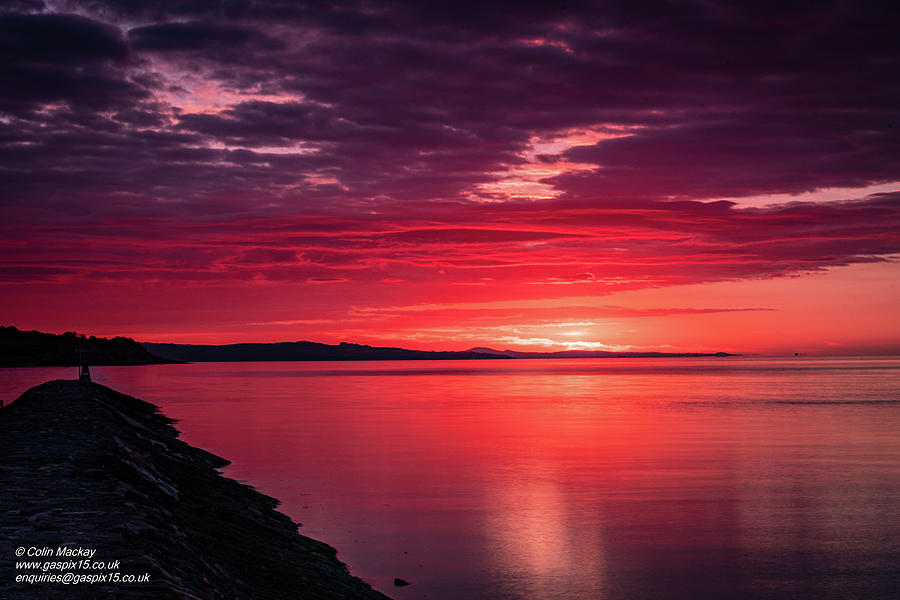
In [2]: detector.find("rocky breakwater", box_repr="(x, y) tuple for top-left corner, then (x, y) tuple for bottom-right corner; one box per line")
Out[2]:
(0, 380), (392, 599)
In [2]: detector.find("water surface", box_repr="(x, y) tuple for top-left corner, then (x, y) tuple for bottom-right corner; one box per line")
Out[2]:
(3, 357), (899, 599)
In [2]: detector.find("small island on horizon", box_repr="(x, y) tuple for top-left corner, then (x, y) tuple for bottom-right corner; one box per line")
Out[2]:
(1, 325), (736, 368)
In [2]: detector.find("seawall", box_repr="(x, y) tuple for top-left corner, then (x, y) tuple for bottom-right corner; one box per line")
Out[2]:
(0, 380), (392, 599)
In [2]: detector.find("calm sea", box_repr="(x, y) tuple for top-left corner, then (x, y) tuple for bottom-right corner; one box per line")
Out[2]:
(3, 357), (899, 599)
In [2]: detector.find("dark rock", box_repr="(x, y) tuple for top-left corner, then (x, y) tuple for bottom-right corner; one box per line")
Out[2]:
(0, 380), (392, 599)
(393, 578), (410, 587)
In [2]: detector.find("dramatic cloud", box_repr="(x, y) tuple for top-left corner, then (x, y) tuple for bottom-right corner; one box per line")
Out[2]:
(2, 1), (897, 210)
(1, 1), (898, 351)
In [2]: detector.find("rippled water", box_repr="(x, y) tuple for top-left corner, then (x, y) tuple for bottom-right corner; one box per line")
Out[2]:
(3, 357), (899, 599)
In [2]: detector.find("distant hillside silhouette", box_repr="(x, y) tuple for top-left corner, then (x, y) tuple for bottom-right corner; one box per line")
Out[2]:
(142, 340), (506, 362)
(0, 326), (175, 367)
(0, 325), (734, 366)
(142, 341), (734, 363)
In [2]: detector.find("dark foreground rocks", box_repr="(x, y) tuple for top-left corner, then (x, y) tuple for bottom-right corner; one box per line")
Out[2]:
(0, 380), (392, 599)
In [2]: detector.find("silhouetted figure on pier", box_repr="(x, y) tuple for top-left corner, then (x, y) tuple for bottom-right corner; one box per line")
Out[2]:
(76, 347), (91, 382)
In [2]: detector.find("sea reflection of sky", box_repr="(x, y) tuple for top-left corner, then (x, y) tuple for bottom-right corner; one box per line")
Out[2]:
(6, 358), (899, 599)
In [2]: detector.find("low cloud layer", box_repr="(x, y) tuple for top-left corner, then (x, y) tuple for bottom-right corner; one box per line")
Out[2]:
(2, 191), (898, 289)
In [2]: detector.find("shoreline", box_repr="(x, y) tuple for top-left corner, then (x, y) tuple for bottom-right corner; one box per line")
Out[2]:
(0, 379), (392, 599)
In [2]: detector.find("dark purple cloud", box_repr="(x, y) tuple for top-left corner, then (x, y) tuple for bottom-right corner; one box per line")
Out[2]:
(128, 21), (284, 54)
(0, 12), (125, 63)
(1, 0), (898, 285)
(0, 12), (145, 115)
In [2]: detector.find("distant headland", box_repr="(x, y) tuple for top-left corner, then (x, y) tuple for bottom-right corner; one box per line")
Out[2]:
(0, 326), (176, 367)
(0, 326), (735, 367)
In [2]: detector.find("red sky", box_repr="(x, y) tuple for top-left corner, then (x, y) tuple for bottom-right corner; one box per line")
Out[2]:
(1, 1), (899, 355)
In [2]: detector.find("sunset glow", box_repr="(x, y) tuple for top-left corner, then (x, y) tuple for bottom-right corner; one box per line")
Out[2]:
(1, 2), (898, 354)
